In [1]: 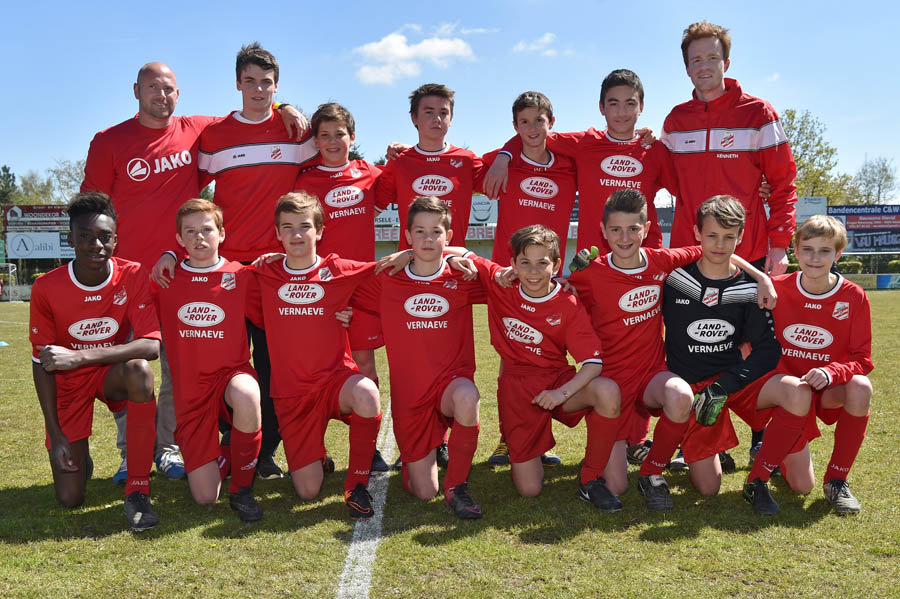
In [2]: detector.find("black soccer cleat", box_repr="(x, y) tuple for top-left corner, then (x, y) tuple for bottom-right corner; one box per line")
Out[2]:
(256, 454), (284, 480)
(579, 477), (623, 512)
(445, 482), (483, 520)
(229, 486), (263, 522)
(718, 450), (737, 474)
(322, 452), (336, 474)
(743, 478), (779, 515)
(436, 442), (450, 469)
(124, 491), (160, 532)
(823, 478), (861, 515)
(371, 449), (390, 473)
(638, 474), (674, 511)
(345, 483), (374, 520)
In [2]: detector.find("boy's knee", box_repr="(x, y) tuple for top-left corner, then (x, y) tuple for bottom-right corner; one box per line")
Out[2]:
(192, 489), (219, 506)
(784, 381), (812, 415)
(56, 487), (85, 509)
(414, 483), (439, 501)
(846, 376), (873, 412)
(515, 479), (543, 498)
(294, 483), (321, 501)
(124, 359), (155, 400)
(591, 378), (621, 418)
(665, 388), (693, 420)
(693, 479), (721, 496)
(789, 478), (814, 495)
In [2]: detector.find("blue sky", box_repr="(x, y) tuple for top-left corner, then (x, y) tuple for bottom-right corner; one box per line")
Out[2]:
(2, 1), (898, 195)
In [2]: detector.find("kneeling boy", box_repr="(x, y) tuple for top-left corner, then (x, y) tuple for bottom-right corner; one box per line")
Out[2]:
(151, 199), (263, 521)
(30, 192), (161, 531)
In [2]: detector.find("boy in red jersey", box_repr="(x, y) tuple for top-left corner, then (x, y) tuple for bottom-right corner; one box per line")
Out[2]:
(765, 216), (873, 514)
(246, 192), (382, 520)
(30, 192), (161, 531)
(662, 196), (811, 515)
(467, 226), (622, 510)
(151, 199), (263, 521)
(354, 197), (486, 519)
(375, 83), (484, 250)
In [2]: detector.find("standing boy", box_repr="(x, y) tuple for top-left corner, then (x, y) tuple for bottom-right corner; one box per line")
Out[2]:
(30, 192), (161, 531)
(151, 199), (264, 522)
(765, 215), (873, 514)
(663, 195), (811, 515)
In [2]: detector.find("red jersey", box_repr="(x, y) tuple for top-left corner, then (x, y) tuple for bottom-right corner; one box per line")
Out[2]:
(472, 256), (602, 368)
(30, 258), (161, 389)
(482, 150), (576, 270)
(375, 144), (484, 249)
(294, 160), (381, 261)
(771, 272), (873, 387)
(352, 259), (485, 400)
(662, 78), (797, 262)
(247, 254), (374, 398)
(568, 246), (702, 380)
(82, 115), (217, 269)
(198, 111), (318, 262)
(500, 129), (674, 253)
(151, 258), (252, 390)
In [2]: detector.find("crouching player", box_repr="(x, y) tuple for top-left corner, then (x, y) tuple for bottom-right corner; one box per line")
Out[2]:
(663, 195), (811, 515)
(30, 192), (161, 531)
(768, 215), (873, 514)
(470, 226), (623, 509)
(151, 199), (263, 521)
(247, 192), (382, 520)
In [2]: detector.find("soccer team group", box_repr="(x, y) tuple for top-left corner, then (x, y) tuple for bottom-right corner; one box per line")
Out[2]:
(30, 20), (873, 532)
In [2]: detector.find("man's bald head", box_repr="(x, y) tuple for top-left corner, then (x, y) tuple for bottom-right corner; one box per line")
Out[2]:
(133, 62), (179, 128)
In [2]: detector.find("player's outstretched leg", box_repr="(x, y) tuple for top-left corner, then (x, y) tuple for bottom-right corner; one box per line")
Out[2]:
(225, 373), (263, 522)
(339, 374), (381, 521)
(441, 378), (482, 519)
(822, 375), (871, 515)
(638, 372), (692, 510)
(573, 377), (622, 512)
(106, 358), (159, 532)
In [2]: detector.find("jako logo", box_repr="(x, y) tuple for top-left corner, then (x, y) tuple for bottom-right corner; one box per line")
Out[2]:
(412, 175), (453, 196)
(600, 155), (643, 177)
(278, 283), (325, 304)
(68, 317), (119, 341)
(177, 302), (225, 327)
(687, 319), (735, 343)
(324, 186), (363, 208)
(618, 285), (660, 312)
(502, 317), (543, 344)
(127, 158), (150, 182)
(783, 324), (833, 349)
(404, 294), (449, 318)
(519, 176), (559, 199)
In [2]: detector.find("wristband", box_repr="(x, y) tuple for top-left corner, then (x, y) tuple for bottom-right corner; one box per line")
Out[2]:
(162, 250), (177, 261)
(273, 102), (291, 111)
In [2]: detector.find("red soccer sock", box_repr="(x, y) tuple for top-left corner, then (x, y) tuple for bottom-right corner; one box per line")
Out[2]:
(124, 399), (156, 496)
(443, 422), (479, 494)
(825, 411), (869, 483)
(640, 413), (689, 476)
(229, 427), (262, 493)
(218, 438), (231, 481)
(748, 407), (806, 482)
(580, 411), (619, 485)
(345, 413), (382, 492)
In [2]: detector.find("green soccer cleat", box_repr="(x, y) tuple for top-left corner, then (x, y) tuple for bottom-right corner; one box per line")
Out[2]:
(693, 382), (728, 426)
(568, 246), (600, 272)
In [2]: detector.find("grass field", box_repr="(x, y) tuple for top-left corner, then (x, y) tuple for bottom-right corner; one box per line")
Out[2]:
(1, 296), (898, 599)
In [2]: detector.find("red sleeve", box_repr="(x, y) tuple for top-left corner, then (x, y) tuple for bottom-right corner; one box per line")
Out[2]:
(566, 269), (596, 315)
(563, 298), (604, 364)
(759, 109), (798, 248)
(471, 154), (486, 192)
(374, 159), (396, 211)
(824, 289), (874, 387)
(659, 246), (703, 271)
(349, 270), (382, 315)
(81, 133), (115, 194)
(244, 270), (264, 329)
(127, 270), (161, 341)
(29, 278), (56, 360)
(498, 134), (522, 158)
(544, 130), (588, 156)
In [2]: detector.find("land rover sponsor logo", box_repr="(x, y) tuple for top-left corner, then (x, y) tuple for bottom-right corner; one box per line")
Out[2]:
(618, 285), (660, 312)
(600, 155), (643, 177)
(687, 319), (735, 343)
(404, 294), (450, 318)
(68, 317), (119, 341)
(783, 324), (834, 349)
(278, 283), (325, 304)
(177, 302), (225, 327)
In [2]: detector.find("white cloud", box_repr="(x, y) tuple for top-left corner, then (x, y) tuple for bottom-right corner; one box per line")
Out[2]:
(766, 72), (780, 82)
(434, 22), (458, 36)
(461, 27), (498, 35)
(513, 32), (557, 54)
(354, 31), (475, 85)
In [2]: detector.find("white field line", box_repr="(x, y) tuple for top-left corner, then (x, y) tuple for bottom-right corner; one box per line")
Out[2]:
(336, 403), (397, 599)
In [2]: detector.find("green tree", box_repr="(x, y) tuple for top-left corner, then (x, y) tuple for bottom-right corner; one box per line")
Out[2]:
(18, 171), (55, 204)
(349, 144), (364, 161)
(200, 184), (215, 200)
(0, 165), (18, 204)
(855, 157), (897, 204)
(47, 158), (86, 203)
(781, 109), (838, 198)
(374, 155), (386, 166)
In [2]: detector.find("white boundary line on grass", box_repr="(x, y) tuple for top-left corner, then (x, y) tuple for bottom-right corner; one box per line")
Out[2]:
(336, 403), (397, 599)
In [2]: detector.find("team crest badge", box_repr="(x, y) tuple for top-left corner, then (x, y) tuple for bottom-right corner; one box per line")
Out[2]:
(350, 168), (362, 178)
(653, 273), (666, 281)
(221, 272), (236, 291)
(113, 289), (127, 306)
(450, 159), (463, 169)
(832, 301), (849, 320)
(443, 279), (458, 290)
(721, 132), (735, 148)
(271, 146), (282, 160)
(318, 267), (333, 281)
(546, 313), (562, 326)
(702, 287), (719, 307)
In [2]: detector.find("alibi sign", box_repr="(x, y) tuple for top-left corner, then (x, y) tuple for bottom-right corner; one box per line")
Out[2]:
(4, 205), (74, 259)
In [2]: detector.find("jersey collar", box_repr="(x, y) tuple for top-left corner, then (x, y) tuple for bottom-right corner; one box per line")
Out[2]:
(795, 271), (844, 300)
(179, 257), (226, 273)
(67, 259), (114, 291)
(414, 144), (449, 156)
(317, 163), (351, 172)
(282, 255), (321, 275)
(405, 257), (449, 281)
(520, 151), (555, 168)
(607, 248), (649, 274)
(518, 280), (561, 303)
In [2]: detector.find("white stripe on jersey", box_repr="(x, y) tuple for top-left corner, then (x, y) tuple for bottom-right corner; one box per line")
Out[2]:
(198, 139), (317, 174)
(666, 268), (703, 300)
(720, 282), (759, 304)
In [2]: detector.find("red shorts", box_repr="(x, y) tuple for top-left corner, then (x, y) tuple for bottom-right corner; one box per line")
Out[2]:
(814, 390), (840, 426)
(606, 362), (669, 442)
(348, 308), (384, 351)
(275, 367), (356, 472)
(391, 369), (473, 463)
(173, 364), (257, 474)
(44, 364), (122, 448)
(681, 370), (819, 462)
(498, 365), (591, 463)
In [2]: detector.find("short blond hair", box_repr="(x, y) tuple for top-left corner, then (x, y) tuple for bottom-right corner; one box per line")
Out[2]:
(275, 191), (324, 229)
(177, 198), (223, 232)
(793, 215), (848, 252)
